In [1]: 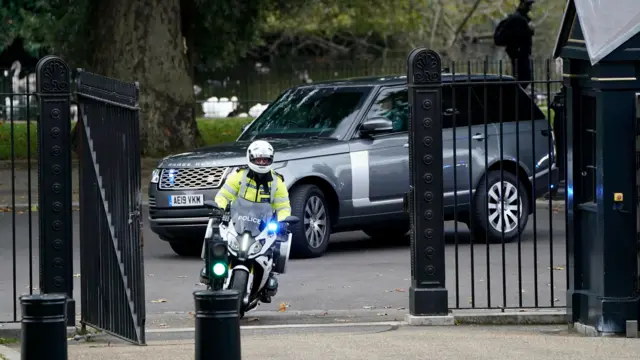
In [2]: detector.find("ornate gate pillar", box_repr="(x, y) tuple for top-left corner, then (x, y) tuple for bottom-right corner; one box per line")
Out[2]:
(36, 55), (75, 326)
(406, 48), (449, 317)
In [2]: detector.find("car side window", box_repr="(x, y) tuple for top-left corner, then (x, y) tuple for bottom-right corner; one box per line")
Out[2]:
(467, 85), (491, 126)
(365, 87), (409, 133)
(442, 85), (484, 128)
(484, 84), (545, 122)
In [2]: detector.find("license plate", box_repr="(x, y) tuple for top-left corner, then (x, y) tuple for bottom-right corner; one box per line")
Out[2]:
(169, 194), (204, 207)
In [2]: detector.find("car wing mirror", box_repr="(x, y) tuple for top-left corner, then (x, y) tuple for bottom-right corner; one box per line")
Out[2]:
(360, 117), (393, 135)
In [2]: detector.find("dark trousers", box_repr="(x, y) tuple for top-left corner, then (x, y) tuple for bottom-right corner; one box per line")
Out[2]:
(510, 56), (532, 88)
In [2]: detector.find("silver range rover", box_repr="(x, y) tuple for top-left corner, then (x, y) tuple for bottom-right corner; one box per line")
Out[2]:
(149, 74), (558, 258)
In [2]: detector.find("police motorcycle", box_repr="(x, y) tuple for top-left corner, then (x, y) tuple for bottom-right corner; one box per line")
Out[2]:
(202, 198), (298, 316)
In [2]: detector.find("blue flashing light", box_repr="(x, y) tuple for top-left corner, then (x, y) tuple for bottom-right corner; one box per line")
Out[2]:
(267, 222), (278, 232)
(168, 169), (177, 185)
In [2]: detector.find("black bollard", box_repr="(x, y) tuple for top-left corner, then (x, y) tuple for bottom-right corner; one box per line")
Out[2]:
(194, 289), (241, 360)
(20, 294), (68, 360)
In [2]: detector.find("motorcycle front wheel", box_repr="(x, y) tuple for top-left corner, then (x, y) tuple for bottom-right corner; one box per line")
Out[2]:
(229, 269), (249, 317)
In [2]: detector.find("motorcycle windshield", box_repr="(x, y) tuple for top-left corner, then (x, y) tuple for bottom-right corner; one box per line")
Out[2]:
(229, 200), (275, 237)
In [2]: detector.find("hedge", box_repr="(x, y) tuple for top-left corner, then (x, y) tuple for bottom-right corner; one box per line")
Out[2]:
(0, 117), (253, 161)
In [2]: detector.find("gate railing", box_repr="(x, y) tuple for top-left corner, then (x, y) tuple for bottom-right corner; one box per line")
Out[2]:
(0, 73), (39, 324)
(407, 49), (567, 312)
(76, 70), (146, 344)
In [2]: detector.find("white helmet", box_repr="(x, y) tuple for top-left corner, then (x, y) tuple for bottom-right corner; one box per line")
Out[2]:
(246, 140), (274, 174)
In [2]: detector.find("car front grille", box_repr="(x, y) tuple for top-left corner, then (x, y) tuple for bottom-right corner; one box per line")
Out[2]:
(158, 167), (230, 190)
(148, 196), (156, 208)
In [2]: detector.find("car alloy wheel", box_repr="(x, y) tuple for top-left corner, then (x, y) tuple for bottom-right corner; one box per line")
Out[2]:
(303, 195), (328, 248)
(486, 181), (522, 233)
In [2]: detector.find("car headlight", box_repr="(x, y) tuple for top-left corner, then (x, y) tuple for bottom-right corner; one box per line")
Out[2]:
(248, 241), (263, 256)
(151, 169), (160, 183)
(226, 234), (240, 251)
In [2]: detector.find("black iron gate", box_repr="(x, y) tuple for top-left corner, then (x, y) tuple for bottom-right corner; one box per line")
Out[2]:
(75, 70), (146, 344)
(407, 49), (566, 313)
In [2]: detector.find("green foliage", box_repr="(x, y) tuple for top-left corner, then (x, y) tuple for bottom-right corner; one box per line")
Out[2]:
(0, 0), (94, 65)
(19, 0), (95, 66)
(3, 0), (566, 71)
(0, 337), (18, 345)
(263, 1), (422, 37)
(259, 0), (566, 60)
(5, 0), (270, 70)
(0, 118), (253, 160)
(0, 1), (25, 48)
(189, 0), (265, 70)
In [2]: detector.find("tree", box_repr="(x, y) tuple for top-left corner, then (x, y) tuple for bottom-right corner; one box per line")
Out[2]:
(4, 0), (565, 156)
(254, 0), (565, 62)
(13, 0), (265, 156)
(0, 2), (24, 50)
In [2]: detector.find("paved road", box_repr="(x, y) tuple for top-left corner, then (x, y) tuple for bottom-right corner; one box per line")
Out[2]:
(0, 205), (566, 323)
(70, 326), (640, 360)
(5, 325), (640, 360)
(0, 166), (154, 205)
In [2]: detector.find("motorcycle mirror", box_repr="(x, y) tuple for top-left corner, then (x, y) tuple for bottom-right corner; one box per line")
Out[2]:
(281, 215), (300, 225)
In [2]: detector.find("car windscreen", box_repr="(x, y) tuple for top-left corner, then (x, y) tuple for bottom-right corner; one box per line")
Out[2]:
(237, 86), (372, 141)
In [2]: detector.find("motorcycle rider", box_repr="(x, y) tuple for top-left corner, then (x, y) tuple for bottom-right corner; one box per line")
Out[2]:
(200, 140), (291, 303)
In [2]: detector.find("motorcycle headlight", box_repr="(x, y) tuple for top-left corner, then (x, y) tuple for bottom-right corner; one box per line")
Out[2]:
(248, 241), (263, 256)
(226, 234), (240, 251)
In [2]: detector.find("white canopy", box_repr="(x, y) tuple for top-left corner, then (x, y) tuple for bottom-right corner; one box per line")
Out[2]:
(574, 0), (640, 64)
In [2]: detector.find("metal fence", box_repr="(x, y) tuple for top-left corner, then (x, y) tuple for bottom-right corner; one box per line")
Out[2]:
(406, 52), (567, 311)
(0, 58), (563, 121)
(194, 58), (563, 119)
(444, 60), (566, 310)
(0, 66), (39, 122)
(1, 60), (146, 345)
(0, 87), (38, 324)
(75, 69), (146, 344)
(449, 64), (565, 310)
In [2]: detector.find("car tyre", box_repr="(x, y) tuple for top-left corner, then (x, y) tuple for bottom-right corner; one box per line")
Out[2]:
(289, 184), (331, 258)
(169, 240), (203, 257)
(472, 170), (530, 244)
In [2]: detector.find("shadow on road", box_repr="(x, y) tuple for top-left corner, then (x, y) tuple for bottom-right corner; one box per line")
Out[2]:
(324, 214), (563, 254)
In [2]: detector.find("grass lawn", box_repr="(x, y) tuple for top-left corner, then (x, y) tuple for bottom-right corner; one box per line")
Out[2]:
(0, 117), (253, 161)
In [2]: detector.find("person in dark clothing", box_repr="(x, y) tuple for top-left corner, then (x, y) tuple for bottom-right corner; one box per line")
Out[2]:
(495, 0), (535, 87)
